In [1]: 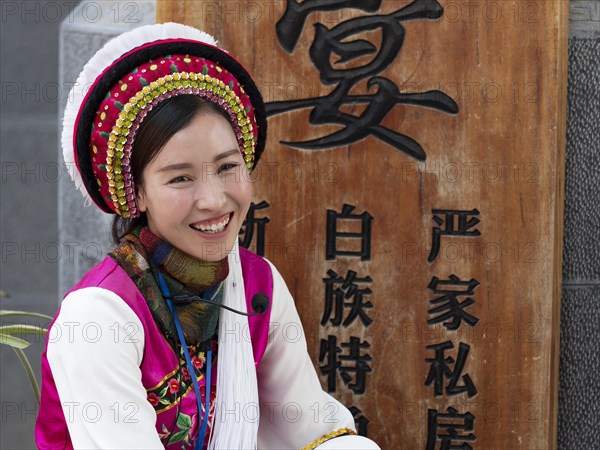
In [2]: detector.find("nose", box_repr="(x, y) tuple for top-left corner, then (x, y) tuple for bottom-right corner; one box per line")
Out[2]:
(193, 175), (227, 211)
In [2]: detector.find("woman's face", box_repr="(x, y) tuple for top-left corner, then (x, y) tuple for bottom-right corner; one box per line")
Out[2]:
(136, 110), (252, 261)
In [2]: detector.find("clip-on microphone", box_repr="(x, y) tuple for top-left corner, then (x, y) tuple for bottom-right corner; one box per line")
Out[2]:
(165, 292), (270, 316)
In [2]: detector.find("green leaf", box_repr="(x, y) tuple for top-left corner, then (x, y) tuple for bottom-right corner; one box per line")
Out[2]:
(176, 412), (192, 430)
(159, 386), (168, 397)
(167, 429), (189, 445)
(97, 164), (107, 171)
(100, 132), (111, 139)
(228, 81), (234, 90)
(0, 310), (53, 320)
(139, 77), (148, 87)
(170, 64), (178, 73)
(0, 325), (47, 336)
(13, 347), (40, 404)
(0, 333), (30, 349)
(114, 101), (124, 111)
(202, 65), (208, 75)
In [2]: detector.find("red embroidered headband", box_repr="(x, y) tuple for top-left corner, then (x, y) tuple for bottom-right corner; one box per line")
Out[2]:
(63, 23), (267, 218)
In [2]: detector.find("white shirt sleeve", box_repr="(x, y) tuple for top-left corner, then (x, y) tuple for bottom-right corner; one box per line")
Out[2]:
(46, 287), (164, 449)
(256, 263), (380, 450)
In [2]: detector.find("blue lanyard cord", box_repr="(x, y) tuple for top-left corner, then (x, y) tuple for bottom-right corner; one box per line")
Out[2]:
(157, 272), (212, 450)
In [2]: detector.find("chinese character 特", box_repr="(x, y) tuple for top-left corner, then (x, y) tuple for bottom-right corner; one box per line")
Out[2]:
(319, 335), (373, 394)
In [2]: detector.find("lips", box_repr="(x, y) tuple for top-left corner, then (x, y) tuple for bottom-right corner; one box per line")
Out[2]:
(190, 213), (231, 234)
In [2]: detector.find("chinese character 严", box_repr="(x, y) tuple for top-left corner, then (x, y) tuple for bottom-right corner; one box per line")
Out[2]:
(428, 209), (481, 263)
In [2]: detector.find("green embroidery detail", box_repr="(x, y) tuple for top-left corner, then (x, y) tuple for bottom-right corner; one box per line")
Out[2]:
(114, 101), (124, 111)
(139, 78), (148, 87)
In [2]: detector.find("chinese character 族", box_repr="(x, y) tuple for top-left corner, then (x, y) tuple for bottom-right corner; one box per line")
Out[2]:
(322, 269), (374, 327)
(268, 0), (458, 160)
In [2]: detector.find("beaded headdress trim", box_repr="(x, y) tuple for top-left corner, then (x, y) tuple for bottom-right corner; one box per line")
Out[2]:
(64, 24), (266, 217)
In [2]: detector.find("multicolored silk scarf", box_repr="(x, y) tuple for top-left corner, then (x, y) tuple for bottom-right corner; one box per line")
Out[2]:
(109, 226), (229, 346)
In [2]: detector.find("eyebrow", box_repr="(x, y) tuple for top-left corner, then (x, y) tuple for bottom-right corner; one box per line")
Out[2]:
(214, 149), (240, 161)
(157, 163), (193, 173)
(156, 149), (240, 173)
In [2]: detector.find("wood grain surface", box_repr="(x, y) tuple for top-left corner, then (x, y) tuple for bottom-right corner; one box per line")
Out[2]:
(158, 1), (568, 448)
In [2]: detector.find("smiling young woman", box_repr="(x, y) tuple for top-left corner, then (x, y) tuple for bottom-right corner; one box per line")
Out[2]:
(35, 23), (380, 450)
(135, 98), (252, 262)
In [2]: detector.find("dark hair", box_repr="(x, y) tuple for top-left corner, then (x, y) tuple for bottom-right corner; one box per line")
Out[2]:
(111, 95), (232, 243)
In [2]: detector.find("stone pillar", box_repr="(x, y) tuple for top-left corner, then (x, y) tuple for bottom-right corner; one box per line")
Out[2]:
(58, 1), (156, 296)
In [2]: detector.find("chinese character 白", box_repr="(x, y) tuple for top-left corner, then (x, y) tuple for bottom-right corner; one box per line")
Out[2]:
(326, 204), (373, 260)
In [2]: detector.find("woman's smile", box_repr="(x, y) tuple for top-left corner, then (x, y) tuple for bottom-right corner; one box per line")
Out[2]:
(136, 110), (252, 261)
(190, 212), (232, 235)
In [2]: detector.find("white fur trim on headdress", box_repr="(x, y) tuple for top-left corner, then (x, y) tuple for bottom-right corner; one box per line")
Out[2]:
(62, 22), (218, 206)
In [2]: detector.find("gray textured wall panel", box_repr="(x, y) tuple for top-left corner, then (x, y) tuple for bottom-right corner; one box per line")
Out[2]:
(558, 286), (600, 449)
(562, 38), (600, 282)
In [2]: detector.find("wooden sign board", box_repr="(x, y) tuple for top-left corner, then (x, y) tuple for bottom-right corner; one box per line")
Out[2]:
(158, 1), (567, 448)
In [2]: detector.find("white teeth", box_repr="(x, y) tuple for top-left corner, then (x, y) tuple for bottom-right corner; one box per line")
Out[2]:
(192, 215), (230, 233)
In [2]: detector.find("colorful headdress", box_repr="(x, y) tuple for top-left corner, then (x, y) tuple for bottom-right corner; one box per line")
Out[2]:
(63, 22), (267, 218)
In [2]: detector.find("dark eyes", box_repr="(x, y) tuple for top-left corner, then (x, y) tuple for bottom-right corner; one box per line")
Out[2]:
(169, 175), (192, 183)
(167, 162), (239, 183)
(218, 162), (239, 173)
